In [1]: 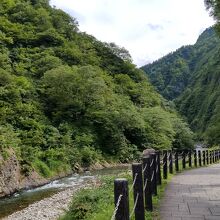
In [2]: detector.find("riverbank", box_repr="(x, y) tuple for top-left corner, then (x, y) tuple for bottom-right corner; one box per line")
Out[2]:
(0, 148), (126, 199)
(0, 166), (129, 219)
(3, 178), (99, 220)
(60, 172), (169, 220)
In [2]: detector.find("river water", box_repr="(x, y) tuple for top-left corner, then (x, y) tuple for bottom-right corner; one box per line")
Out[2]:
(0, 166), (129, 219)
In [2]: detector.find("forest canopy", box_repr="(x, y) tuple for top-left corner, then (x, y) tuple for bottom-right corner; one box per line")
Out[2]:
(0, 0), (194, 177)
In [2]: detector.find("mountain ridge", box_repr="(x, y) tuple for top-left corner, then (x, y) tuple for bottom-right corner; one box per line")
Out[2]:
(142, 27), (220, 144)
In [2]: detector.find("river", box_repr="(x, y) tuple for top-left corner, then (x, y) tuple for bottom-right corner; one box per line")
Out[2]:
(0, 166), (129, 219)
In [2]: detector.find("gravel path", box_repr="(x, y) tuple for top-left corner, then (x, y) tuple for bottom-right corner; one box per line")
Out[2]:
(3, 180), (97, 220)
(160, 163), (220, 220)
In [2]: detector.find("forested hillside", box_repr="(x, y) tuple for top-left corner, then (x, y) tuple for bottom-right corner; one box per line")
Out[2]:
(0, 0), (193, 177)
(142, 27), (220, 145)
(141, 28), (219, 100)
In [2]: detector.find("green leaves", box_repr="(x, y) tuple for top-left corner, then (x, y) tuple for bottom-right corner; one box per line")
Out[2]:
(0, 0), (194, 178)
(143, 27), (220, 146)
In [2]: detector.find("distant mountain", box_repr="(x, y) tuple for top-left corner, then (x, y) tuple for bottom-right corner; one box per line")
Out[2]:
(142, 27), (220, 145)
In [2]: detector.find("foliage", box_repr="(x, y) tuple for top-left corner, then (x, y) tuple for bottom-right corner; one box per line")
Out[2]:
(141, 28), (219, 100)
(205, 0), (220, 33)
(142, 27), (220, 146)
(60, 172), (169, 220)
(0, 0), (193, 177)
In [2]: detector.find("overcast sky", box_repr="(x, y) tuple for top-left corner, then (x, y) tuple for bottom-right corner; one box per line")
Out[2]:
(50, 0), (214, 67)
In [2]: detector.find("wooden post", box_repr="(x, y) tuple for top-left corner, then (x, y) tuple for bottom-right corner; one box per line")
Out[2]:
(143, 156), (153, 211)
(175, 151), (179, 172)
(212, 150), (215, 163)
(198, 150), (202, 166)
(206, 150), (209, 165)
(194, 150), (197, 167)
(182, 151), (186, 169)
(156, 151), (162, 185)
(132, 163), (145, 220)
(203, 150), (206, 166)
(150, 153), (157, 196)
(163, 150), (168, 179)
(114, 178), (129, 220)
(169, 150), (173, 174)
(210, 150), (212, 164)
(188, 150), (192, 167)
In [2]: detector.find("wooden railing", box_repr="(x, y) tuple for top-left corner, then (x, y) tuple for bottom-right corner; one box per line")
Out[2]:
(111, 149), (220, 220)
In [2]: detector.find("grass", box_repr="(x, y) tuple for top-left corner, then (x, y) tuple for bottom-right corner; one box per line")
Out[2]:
(60, 154), (217, 220)
(60, 168), (172, 220)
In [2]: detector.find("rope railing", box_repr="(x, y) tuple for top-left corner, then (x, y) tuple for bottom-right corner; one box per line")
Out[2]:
(129, 173), (138, 193)
(129, 193), (139, 219)
(111, 194), (123, 220)
(150, 159), (154, 167)
(151, 171), (154, 182)
(168, 159), (172, 166)
(142, 164), (147, 173)
(143, 178), (148, 191)
(156, 165), (158, 173)
(112, 149), (220, 220)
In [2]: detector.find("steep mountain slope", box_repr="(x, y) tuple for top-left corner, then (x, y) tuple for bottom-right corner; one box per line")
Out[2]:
(142, 28), (220, 145)
(141, 28), (220, 100)
(0, 0), (193, 188)
(177, 45), (220, 144)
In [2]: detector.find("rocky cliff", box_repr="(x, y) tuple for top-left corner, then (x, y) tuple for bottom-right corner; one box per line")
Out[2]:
(0, 149), (72, 198)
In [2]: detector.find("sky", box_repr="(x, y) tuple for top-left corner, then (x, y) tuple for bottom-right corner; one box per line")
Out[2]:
(50, 0), (214, 67)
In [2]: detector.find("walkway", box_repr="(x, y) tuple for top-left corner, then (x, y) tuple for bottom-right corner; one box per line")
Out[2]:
(160, 164), (220, 220)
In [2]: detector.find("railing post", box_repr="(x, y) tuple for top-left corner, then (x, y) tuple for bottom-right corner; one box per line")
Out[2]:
(175, 151), (179, 172)
(210, 150), (212, 164)
(198, 150), (202, 166)
(169, 150), (173, 174)
(212, 150), (215, 163)
(143, 156), (153, 211)
(114, 178), (129, 220)
(203, 150), (206, 166)
(188, 150), (192, 167)
(194, 150), (197, 167)
(206, 150), (209, 165)
(156, 151), (162, 185)
(132, 163), (145, 220)
(182, 151), (186, 169)
(163, 150), (168, 179)
(150, 153), (157, 196)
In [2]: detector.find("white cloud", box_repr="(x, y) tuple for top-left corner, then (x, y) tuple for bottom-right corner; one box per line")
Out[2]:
(50, 0), (214, 67)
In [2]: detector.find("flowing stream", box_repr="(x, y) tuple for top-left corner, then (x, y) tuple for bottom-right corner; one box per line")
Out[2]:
(0, 166), (129, 219)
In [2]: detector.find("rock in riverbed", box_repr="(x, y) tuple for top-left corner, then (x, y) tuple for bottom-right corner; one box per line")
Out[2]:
(3, 180), (98, 220)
